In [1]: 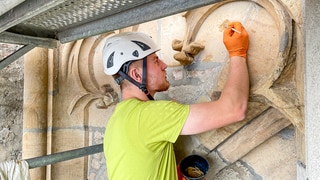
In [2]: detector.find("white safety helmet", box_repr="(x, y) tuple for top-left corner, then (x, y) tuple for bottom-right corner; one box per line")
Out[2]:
(102, 32), (160, 75)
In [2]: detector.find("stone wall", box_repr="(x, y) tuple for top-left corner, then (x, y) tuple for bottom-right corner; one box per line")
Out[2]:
(0, 43), (24, 162)
(20, 0), (304, 179)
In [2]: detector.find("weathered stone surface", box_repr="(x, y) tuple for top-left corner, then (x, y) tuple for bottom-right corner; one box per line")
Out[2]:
(23, 47), (48, 179)
(0, 43), (24, 162)
(196, 101), (269, 150)
(217, 108), (291, 164)
(15, 0), (302, 180)
(240, 126), (297, 179)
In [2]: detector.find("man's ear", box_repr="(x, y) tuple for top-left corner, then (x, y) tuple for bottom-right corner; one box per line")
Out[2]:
(128, 68), (142, 83)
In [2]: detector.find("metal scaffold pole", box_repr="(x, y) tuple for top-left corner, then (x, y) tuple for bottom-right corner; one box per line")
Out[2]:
(25, 144), (103, 169)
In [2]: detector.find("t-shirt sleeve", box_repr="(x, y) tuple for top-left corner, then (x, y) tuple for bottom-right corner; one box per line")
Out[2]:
(139, 100), (190, 145)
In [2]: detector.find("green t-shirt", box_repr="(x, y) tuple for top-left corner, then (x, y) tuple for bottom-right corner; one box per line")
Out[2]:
(104, 98), (190, 180)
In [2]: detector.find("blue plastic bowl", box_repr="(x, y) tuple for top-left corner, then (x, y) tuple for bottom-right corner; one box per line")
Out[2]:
(179, 154), (209, 180)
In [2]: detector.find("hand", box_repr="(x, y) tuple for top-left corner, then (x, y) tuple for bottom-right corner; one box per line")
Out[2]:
(223, 21), (249, 58)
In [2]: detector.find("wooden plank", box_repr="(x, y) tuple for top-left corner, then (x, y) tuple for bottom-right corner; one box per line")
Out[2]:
(216, 107), (291, 164)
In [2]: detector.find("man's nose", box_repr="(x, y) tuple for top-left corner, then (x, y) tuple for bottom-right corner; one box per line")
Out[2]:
(160, 59), (167, 70)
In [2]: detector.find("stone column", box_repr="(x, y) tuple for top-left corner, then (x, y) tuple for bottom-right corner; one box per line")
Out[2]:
(304, 0), (320, 179)
(23, 47), (48, 180)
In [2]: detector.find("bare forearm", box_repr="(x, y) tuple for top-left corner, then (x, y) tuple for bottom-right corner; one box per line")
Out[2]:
(182, 58), (249, 135)
(220, 56), (249, 117)
(181, 22), (250, 135)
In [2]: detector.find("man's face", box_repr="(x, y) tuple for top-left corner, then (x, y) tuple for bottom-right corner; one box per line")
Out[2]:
(146, 53), (169, 93)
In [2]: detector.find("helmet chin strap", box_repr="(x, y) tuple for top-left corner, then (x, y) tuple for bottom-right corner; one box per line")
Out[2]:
(116, 57), (154, 100)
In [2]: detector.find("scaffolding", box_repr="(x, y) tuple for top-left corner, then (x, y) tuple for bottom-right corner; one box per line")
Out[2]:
(0, 0), (223, 69)
(0, 0), (224, 173)
(25, 144), (103, 169)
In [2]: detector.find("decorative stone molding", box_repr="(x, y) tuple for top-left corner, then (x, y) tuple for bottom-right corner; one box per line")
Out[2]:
(21, 1), (302, 179)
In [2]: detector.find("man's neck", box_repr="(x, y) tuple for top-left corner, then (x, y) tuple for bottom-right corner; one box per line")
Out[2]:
(122, 86), (153, 101)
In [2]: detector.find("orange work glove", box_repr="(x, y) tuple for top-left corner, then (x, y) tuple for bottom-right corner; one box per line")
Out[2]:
(223, 21), (249, 58)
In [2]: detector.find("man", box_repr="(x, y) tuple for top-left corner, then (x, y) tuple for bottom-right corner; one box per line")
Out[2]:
(103, 21), (249, 180)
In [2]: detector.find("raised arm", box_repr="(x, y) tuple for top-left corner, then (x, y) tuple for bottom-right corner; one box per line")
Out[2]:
(181, 22), (249, 135)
